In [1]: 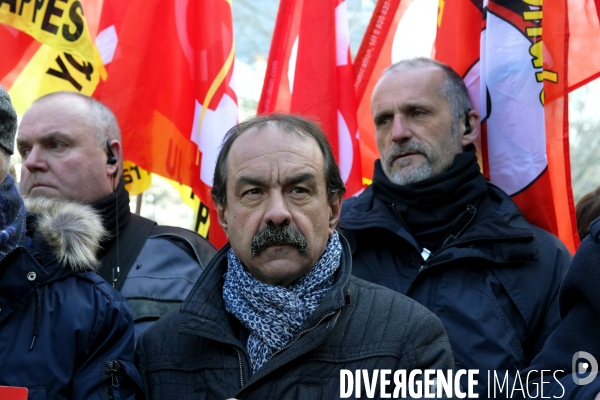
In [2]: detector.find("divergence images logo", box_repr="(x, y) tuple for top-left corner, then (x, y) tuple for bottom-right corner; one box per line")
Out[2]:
(572, 351), (598, 385)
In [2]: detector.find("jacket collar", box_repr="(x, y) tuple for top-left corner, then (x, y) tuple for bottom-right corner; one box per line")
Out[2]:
(178, 234), (353, 386)
(340, 183), (538, 264)
(180, 235), (352, 333)
(0, 197), (106, 322)
(24, 197), (106, 272)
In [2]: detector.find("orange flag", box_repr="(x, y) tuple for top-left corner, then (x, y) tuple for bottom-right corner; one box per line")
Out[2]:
(258, 0), (364, 196)
(96, 0), (237, 248)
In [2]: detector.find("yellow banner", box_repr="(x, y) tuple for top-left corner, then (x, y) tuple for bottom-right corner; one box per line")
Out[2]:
(8, 43), (100, 114)
(0, 0), (96, 63)
(165, 178), (211, 239)
(123, 160), (152, 197)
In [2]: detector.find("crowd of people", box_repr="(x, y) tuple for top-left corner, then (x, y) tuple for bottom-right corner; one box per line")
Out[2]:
(1, 57), (599, 399)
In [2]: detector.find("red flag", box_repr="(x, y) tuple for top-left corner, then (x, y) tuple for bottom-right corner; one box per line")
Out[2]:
(353, 0), (594, 252)
(435, 0), (578, 252)
(258, 0), (364, 196)
(97, 0), (237, 248)
(567, 0), (600, 90)
(353, 0), (436, 182)
(0, 25), (39, 89)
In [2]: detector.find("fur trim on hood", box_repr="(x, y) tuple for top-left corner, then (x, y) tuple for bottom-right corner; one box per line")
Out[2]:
(24, 197), (107, 272)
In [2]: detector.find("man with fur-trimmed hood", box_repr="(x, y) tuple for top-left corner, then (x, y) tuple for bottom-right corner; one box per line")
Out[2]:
(0, 87), (140, 398)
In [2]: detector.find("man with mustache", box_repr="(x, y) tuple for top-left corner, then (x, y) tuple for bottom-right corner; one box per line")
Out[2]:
(338, 58), (572, 395)
(135, 114), (455, 399)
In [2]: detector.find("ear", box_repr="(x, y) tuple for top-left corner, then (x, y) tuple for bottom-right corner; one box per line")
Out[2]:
(462, 109), (480, 148)
(327, 196), (343, 236)
(105, 140), (122, 179)
(217, 203), (228, 234)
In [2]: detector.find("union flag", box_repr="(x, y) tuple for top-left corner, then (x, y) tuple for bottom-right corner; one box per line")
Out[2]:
(258, 0), (364, 196)
(353, 0), (600, 253)
(97, 0), (238, 247)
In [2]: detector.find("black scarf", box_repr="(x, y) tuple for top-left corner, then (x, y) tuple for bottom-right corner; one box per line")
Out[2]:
(372, 146), (488, 251)
(90, 178), (131, 257)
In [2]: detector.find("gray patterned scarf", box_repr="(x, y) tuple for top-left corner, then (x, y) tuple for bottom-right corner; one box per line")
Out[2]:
(223, 230), (342, 373)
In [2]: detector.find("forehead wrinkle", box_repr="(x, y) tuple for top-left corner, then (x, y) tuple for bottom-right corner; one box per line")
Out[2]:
(230, 145), (319, 175)
(230, 151), (321, 193)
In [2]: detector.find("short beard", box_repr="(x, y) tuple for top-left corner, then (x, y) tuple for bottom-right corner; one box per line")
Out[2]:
(382, 122), (461, 186)
(382, 142), (435, 186)
(250, 224), (308, 257)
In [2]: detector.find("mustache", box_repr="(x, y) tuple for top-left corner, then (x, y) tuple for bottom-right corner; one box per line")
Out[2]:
(250, 224), (308, 257)
(384, 142), (428, 167)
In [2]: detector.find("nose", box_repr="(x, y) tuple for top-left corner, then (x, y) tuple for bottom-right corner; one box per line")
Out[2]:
(263, 191), (292, 227)
(390, 114), (413, 143)
(23, 146), (48, 173)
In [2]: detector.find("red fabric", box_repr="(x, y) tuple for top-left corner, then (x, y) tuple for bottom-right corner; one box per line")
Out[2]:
(567, 0), (600, 91)
(352, 0), (407, 181)
(434, 0), (578, 252)
(433, 0), (480, 76)
(353, 0), (581, 252)
(0, 26), (39, 89)
(0, 387), (28, 400)
(96, 0), (236, 248)
(258, 0), (363, 196)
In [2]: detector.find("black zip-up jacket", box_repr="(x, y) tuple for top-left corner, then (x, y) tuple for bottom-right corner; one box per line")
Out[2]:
(136, 236), (455, 399)
(338, 184), (572, 396)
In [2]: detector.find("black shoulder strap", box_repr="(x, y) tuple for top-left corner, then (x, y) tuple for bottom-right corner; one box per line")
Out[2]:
(99, 214), (156, 291)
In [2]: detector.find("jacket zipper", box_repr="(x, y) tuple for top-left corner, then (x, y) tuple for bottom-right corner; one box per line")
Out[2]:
(106, 360), (120, 400)
(232, 283), (348, 399)
(268, 310), (337, 360)
(231, 310), (337, 396)
(234, 348), (244, 388)
(420, 205), (477, 272)
(0, 245), (20, 265)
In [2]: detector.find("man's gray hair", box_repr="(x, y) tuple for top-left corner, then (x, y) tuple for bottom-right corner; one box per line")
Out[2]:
(384, 57), (472, 123)
(33, 91), (121, 146)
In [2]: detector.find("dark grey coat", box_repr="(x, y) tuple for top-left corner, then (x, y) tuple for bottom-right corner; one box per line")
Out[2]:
(136, 236), (454, 399)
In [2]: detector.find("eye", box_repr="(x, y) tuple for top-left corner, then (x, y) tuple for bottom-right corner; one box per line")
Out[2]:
(289, 187), (310, 199)
(18, 148), (31, 159)
(410, 109), (425, 117)
(49, 141), (66, 150)
(374, 115), (392, 127)
(242, 188), (262, 197)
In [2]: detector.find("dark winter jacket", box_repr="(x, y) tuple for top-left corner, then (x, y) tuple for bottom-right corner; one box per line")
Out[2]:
(93, 180), (217, 342)
(136, 237), (455, 400)
(0, 197), (141, 400)
(338, 184), (572, 395)
(525, 217), (600, 399)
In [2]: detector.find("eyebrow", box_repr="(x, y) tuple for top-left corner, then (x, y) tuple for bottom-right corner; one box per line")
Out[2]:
(234, 172), (318, 192)
(17, 132), (70, 147)
(282, 172), (317, 187)
(373, 102), (432, 120)
(235, 176), (268, 191)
